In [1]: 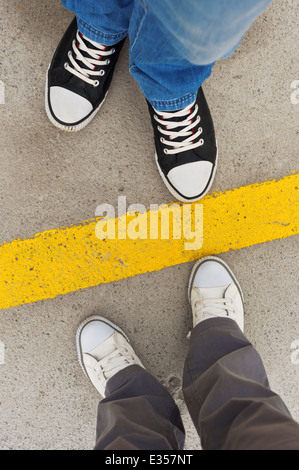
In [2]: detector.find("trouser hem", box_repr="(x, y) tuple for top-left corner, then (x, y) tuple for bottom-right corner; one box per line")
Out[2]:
(77, 16), (127, 46)
(148, 92), (198, 111)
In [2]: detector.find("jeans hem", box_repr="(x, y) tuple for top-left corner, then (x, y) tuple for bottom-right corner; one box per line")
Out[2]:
(148, 92), (197, 111)
(77, 17), (127, 46)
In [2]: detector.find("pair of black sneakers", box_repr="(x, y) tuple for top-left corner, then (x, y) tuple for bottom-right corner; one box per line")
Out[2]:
(46, 18), (217, 202)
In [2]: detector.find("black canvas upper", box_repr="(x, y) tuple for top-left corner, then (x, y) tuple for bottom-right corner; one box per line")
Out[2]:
(147, 88), (217, 178)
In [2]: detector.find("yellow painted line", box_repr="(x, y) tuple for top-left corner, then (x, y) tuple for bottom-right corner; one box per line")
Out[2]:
(0, 173), (298, 310)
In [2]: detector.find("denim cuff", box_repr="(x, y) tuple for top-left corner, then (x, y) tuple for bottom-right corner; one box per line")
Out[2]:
(148, 92), (197, 112)
(77, 16), (127, 46)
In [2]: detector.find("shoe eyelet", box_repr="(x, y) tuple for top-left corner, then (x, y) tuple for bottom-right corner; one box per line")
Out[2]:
(199, 138), (204, 145)
(99, 70), (105, 76)
(160, 137), (165, 143)
(163, 148), (169, 154)
(93, 80), (100, 87)
(157, 126), (162, 132)
(64, 62), (69, 70)
(106, 59), (110, 65)
(111, 48), (116, 54)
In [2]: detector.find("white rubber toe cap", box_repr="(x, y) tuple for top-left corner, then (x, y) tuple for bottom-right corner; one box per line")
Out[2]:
(80, 321), (114, 354)
(192, 260), (233, 288)
(49, 86), (93, 124)
(167, 161), (213, 199)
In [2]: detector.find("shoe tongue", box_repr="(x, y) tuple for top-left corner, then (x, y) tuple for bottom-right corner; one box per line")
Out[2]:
(75, 34), (107, 67)
(87, 334), (115, 361)
(161, 106), (193, 126)
(81, 34), (106, 51)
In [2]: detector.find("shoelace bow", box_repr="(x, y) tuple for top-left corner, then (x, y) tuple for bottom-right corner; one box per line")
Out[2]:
(154, 103), (204, 154)
(64, 30), (115, 86)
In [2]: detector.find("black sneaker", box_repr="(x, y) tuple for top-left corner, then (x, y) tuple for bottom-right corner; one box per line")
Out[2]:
(147, 88), (217, 202)
(46, 17), (125, 131)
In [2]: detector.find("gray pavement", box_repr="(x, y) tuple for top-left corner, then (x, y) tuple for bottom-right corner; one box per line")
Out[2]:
(0, 0), (298, 450)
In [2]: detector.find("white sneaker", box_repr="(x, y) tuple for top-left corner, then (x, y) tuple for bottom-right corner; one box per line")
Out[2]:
(188, 256), (244, 331)
(76, 316), (144, 397)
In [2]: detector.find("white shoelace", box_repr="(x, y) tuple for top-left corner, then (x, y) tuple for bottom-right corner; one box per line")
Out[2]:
(194, 297), (236, 320)
(93, 348), (135, 381)
(154, 103), (204, 154)
(64, 30), (115, 87)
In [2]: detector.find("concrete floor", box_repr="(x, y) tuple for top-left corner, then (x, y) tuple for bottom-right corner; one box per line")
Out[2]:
(0, 0), (298, 450)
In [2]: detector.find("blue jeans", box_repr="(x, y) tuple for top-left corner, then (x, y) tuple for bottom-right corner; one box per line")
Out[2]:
(62, 0), (273, 111)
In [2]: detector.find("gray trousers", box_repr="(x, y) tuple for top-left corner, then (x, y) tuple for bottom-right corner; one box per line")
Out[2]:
(94, 318), (299, 450)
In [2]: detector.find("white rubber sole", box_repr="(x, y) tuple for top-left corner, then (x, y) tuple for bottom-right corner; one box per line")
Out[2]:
(45, 66), (108, 132)
(76, 315), (130, 379)
(188, 255), (245, 304)
(155, 145), (218, 203)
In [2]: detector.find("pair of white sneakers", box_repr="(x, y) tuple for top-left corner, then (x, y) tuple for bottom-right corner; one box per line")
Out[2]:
(76, 256), (244, 397)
